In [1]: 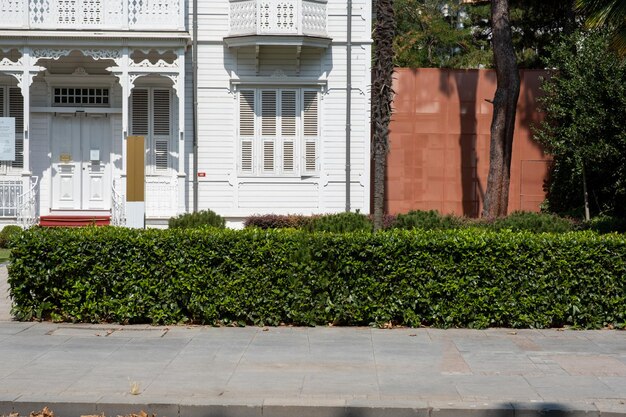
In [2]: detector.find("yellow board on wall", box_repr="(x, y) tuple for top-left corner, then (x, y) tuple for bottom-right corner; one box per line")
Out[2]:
(126, 135), (145, 202)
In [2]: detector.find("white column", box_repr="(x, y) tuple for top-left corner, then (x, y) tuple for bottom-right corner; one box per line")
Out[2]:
(120, 47), (130, 176)
(21, 47), (32, 175)
(176, 47), (187, 214)
(177, 48), (185, 177)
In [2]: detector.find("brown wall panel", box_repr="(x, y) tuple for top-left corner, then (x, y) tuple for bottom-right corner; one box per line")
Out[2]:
(386, 68), (551, 217)
(126, 135), (145, 202)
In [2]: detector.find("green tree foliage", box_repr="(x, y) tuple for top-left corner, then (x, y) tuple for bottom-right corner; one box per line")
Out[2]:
(393, 0), (490, 68)
(575, 0), (626, 57)
(534, 30), (626, 217)
(394, 0), (578, 68)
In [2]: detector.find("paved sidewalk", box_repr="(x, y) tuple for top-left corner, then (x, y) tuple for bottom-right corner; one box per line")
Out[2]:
(1, 266), (625, 417)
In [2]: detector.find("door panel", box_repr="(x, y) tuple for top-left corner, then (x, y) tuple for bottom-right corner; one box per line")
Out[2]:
(52, 116), (81, 210)
(81, 115), (111, 210)
(51, 114), (112, 211)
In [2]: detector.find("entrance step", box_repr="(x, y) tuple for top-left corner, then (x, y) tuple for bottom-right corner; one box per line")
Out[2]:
(39, 215), (111, 227)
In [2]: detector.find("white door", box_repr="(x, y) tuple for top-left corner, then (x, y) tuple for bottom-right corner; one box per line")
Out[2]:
(52, 114), (111, 210)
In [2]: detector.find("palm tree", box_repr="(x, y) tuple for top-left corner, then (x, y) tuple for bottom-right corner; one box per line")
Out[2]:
(575, 0), (626, 56)
(372, 0), (395, 231)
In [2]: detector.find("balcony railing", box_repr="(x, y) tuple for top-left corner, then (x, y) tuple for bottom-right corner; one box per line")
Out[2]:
(229, 0), (328, 38)
(0, 0), (186, 31)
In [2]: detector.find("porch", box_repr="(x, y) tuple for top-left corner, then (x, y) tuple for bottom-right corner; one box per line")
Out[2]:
(0, 39), (189, 228)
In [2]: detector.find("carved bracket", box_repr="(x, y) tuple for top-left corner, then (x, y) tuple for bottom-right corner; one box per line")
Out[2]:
(31, 49), (72, 60)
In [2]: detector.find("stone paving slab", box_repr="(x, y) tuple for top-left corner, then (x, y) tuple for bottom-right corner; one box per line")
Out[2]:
(1, 265), (626, 417)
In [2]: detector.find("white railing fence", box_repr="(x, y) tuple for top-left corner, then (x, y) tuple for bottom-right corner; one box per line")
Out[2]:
(0, 179), (23, 218)
(145, 175), (179, 219)
(111, 178), (126, 227)
(16, 176), (39, 229)
(229, 0), (328, 37)
(1, 0), (185, 31)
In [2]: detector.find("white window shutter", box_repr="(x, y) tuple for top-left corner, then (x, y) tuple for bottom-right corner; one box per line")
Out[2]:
(131, 89), (149, 136)
(261, 90), (277, 136)
(283, 141), (295, 172)
(155, 140), (169, 171)
(239, 90), (255, 173)
(261, 90), (276, 173)
(9, 87), (23, 169)
(281, 90), (296, 173)
(152, 90), (171, 171)
(241, 141), (253, 173)
(263, 141), (275, 172)
(302, 90), (319, 174)
(152, 89), (171, 136)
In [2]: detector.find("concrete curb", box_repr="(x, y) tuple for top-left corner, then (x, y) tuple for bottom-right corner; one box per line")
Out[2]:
(2, 400), (625, 417)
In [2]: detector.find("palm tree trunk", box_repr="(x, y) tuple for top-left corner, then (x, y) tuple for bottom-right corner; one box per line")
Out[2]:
(482, 0), (520, 219)
(372, 0), (395, 231)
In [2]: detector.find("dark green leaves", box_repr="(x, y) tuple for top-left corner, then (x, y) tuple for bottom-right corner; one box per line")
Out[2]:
(8, 227), (626, 329)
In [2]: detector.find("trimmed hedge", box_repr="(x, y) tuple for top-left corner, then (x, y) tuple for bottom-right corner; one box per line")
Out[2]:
(168, 209), (225, 229)
(0, 225), (22, 249)
(8, 227), (626, 328)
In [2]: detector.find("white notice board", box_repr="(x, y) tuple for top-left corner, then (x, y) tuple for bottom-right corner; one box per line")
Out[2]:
(0, 118), (15, 161)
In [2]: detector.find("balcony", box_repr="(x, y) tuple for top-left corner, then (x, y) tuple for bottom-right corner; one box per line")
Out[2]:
(0, 0), (186, 32)
(225, 0), (331, 48)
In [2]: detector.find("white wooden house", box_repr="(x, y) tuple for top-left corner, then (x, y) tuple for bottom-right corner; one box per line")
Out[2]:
(0, 0), (372, 228)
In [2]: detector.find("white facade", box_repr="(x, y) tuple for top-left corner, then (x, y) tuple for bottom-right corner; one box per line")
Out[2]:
(0, 0), (372, 227)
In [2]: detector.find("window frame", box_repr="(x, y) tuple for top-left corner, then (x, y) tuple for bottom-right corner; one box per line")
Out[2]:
(130, 87), (174, 176)
(0, 86), (24, 175)
(236, 86), (321, 178)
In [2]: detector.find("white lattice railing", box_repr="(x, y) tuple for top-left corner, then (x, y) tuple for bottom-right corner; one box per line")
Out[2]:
(0, 179), (23, 218)
(16, 176), (38, 229)
(111, 178), (126, 227)
(229, 0), (328, 37)
(0, 0), (185, 31)
(145, 175), (179, 219)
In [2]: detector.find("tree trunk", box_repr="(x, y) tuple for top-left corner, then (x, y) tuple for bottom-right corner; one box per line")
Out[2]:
(372, 0), (395, 231)
(482, 0), (520, 219)
(582, 162), (591, 221)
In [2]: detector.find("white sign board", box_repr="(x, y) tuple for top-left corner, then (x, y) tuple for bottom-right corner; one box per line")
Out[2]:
(0, 118), (15, 161)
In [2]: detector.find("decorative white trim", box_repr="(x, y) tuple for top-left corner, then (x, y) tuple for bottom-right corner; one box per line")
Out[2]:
(0, 0), (186, 32)
(0, 57), (23, 67)
(32, 49), (72, 60)
(43, 71), (117, 88)
(224, 35), (332, 49)
(82, 49), (123, 60)
(129, 59), (178, 69)
(231, 76), (327, 88)
(31, 107), (123, 114)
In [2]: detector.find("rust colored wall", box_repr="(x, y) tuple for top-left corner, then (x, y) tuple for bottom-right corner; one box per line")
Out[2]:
(386, 68), (550, 217)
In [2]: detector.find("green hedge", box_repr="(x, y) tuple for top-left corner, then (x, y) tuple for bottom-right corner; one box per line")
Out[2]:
(8, 227), (626, 328)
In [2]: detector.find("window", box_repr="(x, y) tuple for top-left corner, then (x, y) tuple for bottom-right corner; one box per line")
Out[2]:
(131, 88), (172, 173)
(0, 86), (24, 172)
(238, 88), (320, 176)
(53, 87), (109, 107)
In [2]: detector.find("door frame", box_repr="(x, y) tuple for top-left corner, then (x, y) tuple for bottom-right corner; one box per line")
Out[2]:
(49, 112), (114, 211)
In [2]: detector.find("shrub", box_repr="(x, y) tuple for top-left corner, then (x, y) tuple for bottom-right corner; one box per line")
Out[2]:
(8, 227), (626, 329)
(168, 209), (225, 229)
(579, 215), (626, 234)
(488, 211), (574, 233)
(0, 225), (22, 249)
(368, 214), (398, 229)
(244, 214), (312, 230)
(308, 212), (372, 233)
(394, 210), (464, 230)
